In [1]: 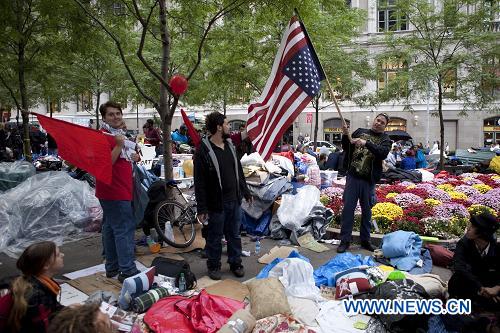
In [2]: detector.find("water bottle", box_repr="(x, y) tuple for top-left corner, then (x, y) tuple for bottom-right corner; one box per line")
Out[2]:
(165, 222), (174, 242)
(255, 238), (261, 255)
(178, 272), (186, 292)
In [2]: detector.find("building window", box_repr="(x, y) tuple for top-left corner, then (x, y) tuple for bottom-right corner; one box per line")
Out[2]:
(79, 92), (93, 112)
(443, 69), (457, 98)
(386, 117), (407, 131)
(482, 56), (499, 97)
(483, 116), (500, 146)
(323, 118), (350, 144)
(228, 120), (246, 132)
(378, 0), (408, 32)
(377, 59), (408, 95)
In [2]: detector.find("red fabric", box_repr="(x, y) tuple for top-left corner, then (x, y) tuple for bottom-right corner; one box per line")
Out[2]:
(181, 109), (201, 148)
(34, 113), (112, 185)
(144, 291), (243, 333)
(95, 131), (133, 201)
(0, 293), (13, 331)
(273, 151), (295, 163)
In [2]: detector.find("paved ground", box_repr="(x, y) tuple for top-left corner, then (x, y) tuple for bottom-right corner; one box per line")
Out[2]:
(0, 233), (452, 284)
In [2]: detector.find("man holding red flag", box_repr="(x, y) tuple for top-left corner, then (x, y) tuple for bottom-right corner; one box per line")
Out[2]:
(96, 101), (141, 282)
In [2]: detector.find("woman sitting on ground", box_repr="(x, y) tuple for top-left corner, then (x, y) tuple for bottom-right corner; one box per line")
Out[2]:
(4, 241), (65, 333)
(48, 303), (114, 333)
(400, 150), (416, 170)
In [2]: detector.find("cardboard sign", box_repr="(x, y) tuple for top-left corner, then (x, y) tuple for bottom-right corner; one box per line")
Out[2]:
(205, 279), (250, 302)
(257, 246), (297, 264)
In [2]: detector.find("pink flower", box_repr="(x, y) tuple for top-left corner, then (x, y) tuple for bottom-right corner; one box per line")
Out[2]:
(394, 193), (424, 208)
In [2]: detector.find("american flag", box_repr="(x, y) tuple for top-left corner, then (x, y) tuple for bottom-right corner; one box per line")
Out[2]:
(247, 16), (325, 161)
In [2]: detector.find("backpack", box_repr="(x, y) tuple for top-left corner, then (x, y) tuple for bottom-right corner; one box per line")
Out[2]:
(151, 257), (197, 290)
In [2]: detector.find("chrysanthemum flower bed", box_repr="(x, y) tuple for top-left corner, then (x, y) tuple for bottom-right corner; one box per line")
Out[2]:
(321, 173), (500, 239)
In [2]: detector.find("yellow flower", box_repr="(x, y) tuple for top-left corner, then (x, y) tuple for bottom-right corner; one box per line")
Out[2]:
(437, 184), (454, 192)
(472, 184), (492, 194)
(449, 191), (468, 200)
(406, 185), (416, 189)
(492, 175), (500, 180)
(372, 202), (404, 221)
(468, 204), (497, 217)
(424, 198), (442, 207)
(463, 177), (472, 181)
(386, 192), (398, 199)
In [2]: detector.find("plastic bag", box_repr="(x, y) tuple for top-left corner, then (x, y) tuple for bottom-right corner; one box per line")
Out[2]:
(240, 152), (265, 167)
(313, 252), (375, 287)
(0, 171), (102, 257)
(277, 185), (320, 231)
(256, 250), (310, 279)
(0, 161), (35, 192)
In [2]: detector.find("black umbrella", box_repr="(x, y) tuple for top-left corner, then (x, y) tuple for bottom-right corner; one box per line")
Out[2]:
(385, 130), (412, 142)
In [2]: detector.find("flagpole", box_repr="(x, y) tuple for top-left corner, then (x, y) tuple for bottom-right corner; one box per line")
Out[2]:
(293, 8), (349, 131)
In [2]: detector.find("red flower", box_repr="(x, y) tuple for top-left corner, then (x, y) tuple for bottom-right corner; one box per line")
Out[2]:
(403, 187), (429, 199)
(403, 204), (433, 219)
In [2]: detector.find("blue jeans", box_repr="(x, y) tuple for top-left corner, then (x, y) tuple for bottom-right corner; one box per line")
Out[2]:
(206, 201), (242, 271)
(340, 174), (376, 243)
(99, 200), (137, 275)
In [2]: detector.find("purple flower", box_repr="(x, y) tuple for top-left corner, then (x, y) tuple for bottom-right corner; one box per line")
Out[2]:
(394, 193), (424, 208)
(416, 183), (437, 192)
(454, 185), (481, 197)
(432, 178), (448, 185)
(433, 203), (469, 219)
(482, 188), (500, 211)
(463, 178), (483, 186)
(427, 188), (451, 203)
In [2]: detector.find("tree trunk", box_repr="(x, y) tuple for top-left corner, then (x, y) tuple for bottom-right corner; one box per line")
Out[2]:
(18, 41), (31, 162)
(95, 88), (101, 128)
(437, 76), (445, 170)
(49, 100), (54, 118)
(159, 0), (174, 199)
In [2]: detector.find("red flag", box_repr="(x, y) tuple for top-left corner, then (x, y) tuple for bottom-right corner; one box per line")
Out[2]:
(180, 109), (201, 147)
(247, 16), (325, 160)
(34, 113), (112, 184)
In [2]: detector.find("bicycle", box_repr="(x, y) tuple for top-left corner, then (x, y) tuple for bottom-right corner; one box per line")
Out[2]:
(153, 180), (198, 248)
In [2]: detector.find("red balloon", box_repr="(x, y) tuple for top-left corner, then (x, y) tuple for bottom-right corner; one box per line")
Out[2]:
(169, 74), (188, 95)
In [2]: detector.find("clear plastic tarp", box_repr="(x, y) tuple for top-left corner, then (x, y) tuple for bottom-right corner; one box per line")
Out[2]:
(0, 171), (102, 258)
(0, 161), (36, 192)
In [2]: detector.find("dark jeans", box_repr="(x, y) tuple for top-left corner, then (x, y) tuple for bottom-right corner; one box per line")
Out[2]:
(206, 200), (242, 271)
(99, 200), (138, 275)
(340, 174), (376, 243)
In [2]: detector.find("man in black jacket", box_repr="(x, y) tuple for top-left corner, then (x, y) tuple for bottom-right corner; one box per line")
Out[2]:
(449, 212), (499, 311)
(337, 113), (392, 253)
(194, 112), (252, 280)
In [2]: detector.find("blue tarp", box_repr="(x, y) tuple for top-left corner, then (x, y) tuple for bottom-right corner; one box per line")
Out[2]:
(313, 252), (375, 287)
(241, 210), (272, 235)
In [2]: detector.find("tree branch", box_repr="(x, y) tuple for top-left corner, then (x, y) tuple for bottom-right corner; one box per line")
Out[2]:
(132, 0), (174, 94)
(72, 0), (159, 111)
(187, 0), (249, 80)
(0, 72), (22, 111)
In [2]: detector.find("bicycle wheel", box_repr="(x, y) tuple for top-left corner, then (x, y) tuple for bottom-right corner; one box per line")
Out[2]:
(154, 200), (196, 248)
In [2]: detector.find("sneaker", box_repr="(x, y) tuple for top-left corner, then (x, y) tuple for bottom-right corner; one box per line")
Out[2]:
(208, 269), (222, 281)
(105, 270), (119, 278)
(230, 265), (245, 278)
(118, 270), (140, 283)
(360, 240), (376, 252)
(337, 241), (350, 253)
